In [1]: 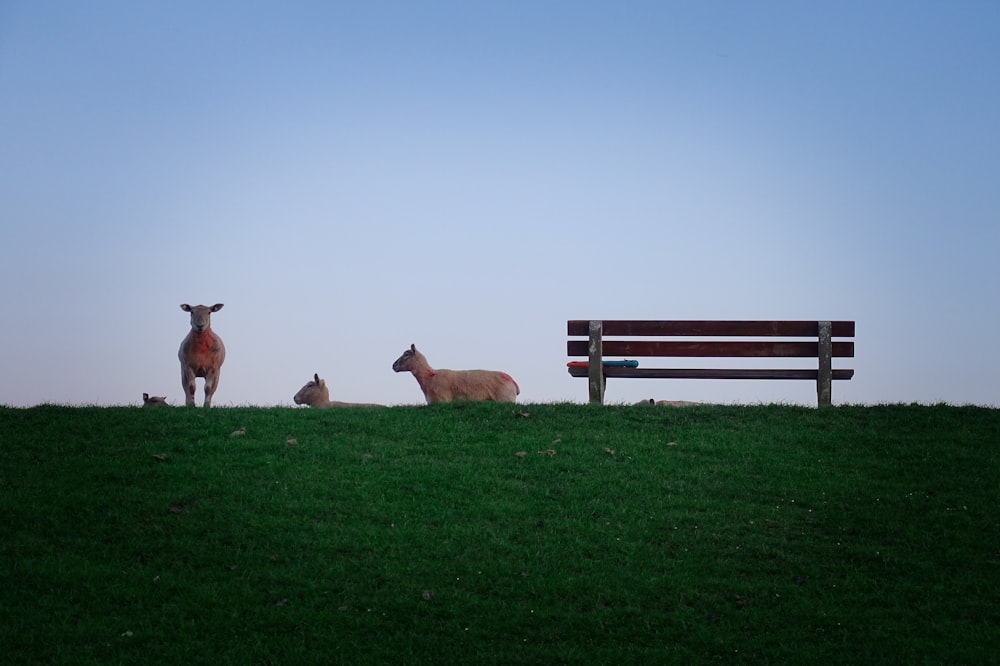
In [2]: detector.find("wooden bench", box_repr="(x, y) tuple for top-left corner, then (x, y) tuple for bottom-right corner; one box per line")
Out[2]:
(567, 320), (855, 407)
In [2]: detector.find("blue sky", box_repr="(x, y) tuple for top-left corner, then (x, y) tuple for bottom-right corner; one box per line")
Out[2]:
(1, 1), (997, 407)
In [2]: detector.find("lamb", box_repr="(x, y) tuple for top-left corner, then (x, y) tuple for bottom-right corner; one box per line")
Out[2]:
(391, 344), (519, 404)
(293, 373), (385, 408)
(142, 392), (169, 407)
(178, 303), (226, 407)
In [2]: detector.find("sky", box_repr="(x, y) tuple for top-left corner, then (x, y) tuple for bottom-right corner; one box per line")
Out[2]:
(1, 0), (998, 408)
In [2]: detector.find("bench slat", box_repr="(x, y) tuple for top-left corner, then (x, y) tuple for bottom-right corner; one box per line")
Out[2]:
(567, 366), (855, 380)
(568, 320), (856, 337)
(567, 340), (855, 358)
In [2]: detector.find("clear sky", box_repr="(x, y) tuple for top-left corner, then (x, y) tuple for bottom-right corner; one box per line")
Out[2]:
(1, 1), (997, 407)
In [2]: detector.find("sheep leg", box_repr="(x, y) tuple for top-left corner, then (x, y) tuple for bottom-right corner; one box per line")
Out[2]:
(182, 367), (198, 407)
(203, 370), (220, 408)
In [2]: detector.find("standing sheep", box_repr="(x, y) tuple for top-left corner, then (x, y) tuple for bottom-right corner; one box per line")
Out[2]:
(178, 303), (226, 407)
(142, 392), (169, 407)
(391, 344), (519, 404)
(293, 373), (385, 408)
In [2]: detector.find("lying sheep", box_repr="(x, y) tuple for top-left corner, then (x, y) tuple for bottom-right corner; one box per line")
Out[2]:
(391, 344), (519, 403)
(142, 392), (169, 407)
(635, 398), (702, 407)
(293, 373), (385, 408)
(178, 303), (226, 407)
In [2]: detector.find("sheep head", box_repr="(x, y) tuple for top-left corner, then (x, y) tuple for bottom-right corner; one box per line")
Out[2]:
(143, 392), (169, 407)
(293, 373), (330, 406)
(180, 303), (224, 333)
(392, 344), (424, 373)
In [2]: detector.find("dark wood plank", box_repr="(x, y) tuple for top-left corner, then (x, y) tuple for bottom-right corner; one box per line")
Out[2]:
(567, 320), (855, 337)
(567, 340), (855, 358)
(567, 367), (855, 380)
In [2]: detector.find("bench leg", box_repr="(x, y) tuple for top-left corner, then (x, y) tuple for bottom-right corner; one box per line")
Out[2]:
(588, 320), (605, 404)
(817, 320), (832, 407)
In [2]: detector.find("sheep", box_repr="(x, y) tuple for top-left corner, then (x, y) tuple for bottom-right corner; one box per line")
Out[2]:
(634, 398), (702, 407)
(142, 392), (169, 407)
(293, 373), (385, 408)
(391, 344), (519, 404)
(178, 303), (226, 407)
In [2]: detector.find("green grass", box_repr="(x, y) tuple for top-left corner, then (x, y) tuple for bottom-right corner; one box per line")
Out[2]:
(1, 403), (997, 665)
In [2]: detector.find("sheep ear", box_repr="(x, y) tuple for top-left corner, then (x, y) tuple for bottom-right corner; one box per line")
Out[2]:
(211, 303), (224, 311)
(314, 373), (320, 383)
(180, 304), (191, 311)
(410, 344), (416, 352)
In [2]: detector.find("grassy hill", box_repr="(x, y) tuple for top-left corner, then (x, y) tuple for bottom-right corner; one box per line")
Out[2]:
(1, 403), (997, 664)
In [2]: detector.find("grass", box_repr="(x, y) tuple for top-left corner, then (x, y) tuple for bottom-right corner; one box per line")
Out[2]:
(1, 402), (997, 665)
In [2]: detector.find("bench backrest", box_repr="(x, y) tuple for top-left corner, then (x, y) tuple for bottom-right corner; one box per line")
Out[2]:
(567, 320), (855, 358)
